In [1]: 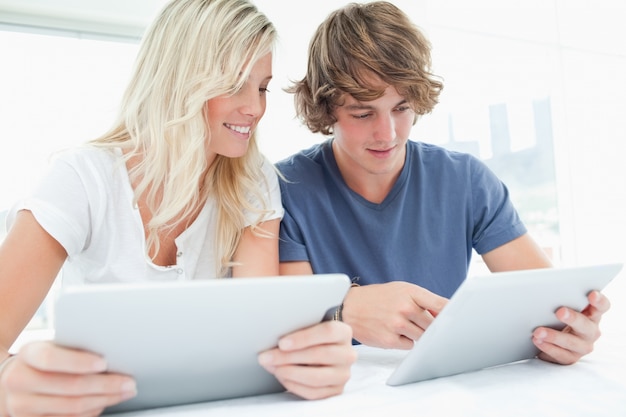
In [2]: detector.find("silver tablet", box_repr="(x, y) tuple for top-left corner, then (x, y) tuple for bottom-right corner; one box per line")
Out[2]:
(387, 263), (623, 386)
(53, 274), (350, 413)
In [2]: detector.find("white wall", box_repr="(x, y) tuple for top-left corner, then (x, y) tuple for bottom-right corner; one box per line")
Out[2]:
(1, 0), (624, 270)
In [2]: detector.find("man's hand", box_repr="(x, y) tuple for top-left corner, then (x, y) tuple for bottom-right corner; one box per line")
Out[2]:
(533, 290), (611, 364)
(341, 282), (448, 349)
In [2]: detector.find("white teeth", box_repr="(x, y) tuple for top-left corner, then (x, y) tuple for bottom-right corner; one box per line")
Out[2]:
(225, 124), (251, 134)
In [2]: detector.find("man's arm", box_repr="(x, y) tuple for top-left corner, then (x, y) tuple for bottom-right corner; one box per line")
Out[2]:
(481, 233), (552, 272)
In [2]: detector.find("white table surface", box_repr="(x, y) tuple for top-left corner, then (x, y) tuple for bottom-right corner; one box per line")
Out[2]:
(115, 328), (626, 417)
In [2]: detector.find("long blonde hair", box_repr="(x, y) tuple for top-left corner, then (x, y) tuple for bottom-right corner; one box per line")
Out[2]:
(91, 0), (277, 276)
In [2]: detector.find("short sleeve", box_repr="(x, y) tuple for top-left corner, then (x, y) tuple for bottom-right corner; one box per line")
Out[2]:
(6, 155), (91, 256)
(278, 204), (310, 262)
(243, 158), (284, 226)
(469, 156), (527, 254)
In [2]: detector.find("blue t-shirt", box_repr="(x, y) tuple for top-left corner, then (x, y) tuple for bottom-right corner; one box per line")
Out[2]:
(276, 139), (526, 298)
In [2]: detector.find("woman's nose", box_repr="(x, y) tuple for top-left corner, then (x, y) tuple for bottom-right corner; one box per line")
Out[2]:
(239, 86), (265, 117)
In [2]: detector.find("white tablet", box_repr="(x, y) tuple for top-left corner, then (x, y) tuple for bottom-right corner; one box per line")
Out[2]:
(387, 263), (623, 386)
(53, 274), (350, 414)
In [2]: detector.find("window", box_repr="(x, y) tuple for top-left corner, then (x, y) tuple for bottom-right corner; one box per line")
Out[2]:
(0, 29), (139, 331)
(414, 26), (566, 273)
(0, 29), (138, 211)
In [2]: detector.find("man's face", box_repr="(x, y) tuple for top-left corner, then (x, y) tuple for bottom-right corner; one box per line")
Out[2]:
(331, 84), (415, 192)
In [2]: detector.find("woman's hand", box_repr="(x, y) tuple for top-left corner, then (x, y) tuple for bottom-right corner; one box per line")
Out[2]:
(0, 341), (136, 417)
(258, 320), (357, 400)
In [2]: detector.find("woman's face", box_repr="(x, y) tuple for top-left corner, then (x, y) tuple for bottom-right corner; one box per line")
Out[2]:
(205, 53), (273, 159)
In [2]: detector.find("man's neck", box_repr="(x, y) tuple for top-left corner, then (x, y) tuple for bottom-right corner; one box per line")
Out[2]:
(331, 142), (403, 204)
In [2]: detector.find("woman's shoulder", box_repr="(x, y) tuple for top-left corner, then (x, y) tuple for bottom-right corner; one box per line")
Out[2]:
(51, 145), (122, 173)
(54, 144), (118, 161)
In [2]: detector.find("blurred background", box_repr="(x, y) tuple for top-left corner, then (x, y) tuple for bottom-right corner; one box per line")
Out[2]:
(1, 0), (624, 345)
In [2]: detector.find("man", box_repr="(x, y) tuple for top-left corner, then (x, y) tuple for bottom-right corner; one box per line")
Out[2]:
(276, 1), (609, 365)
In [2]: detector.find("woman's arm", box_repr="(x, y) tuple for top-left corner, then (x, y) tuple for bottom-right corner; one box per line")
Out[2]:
(0, 210), (136, 416)
(231, 218), (280, 277)
(0, 210), (66, 355)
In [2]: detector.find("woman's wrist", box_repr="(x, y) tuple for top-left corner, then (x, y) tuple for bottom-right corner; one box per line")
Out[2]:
(0, 355), (14, 417)
(0, 354), (15, 377)
(333, 282), (360, 322)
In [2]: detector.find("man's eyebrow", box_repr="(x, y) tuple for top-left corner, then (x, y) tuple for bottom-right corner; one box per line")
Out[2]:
(343, 99), (408, 111)
(344, 103), (375, 111)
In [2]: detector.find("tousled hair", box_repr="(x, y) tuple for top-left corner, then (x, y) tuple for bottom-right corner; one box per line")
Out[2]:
(290, 1), (443, 135)
(90, 0), (277, 276)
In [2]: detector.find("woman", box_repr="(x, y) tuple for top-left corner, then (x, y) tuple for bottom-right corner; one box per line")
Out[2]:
(0, 0), (356, 415)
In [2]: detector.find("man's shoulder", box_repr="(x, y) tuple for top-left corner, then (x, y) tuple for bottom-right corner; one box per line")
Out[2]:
(409, 139), (471, 157)
(275, 141), (328, 177)
(408, 140), (481, 167)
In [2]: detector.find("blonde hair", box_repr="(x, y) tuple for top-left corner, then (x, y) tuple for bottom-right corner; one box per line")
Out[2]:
(290, 1), (443, 135)
(91, 0), (277, 276)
